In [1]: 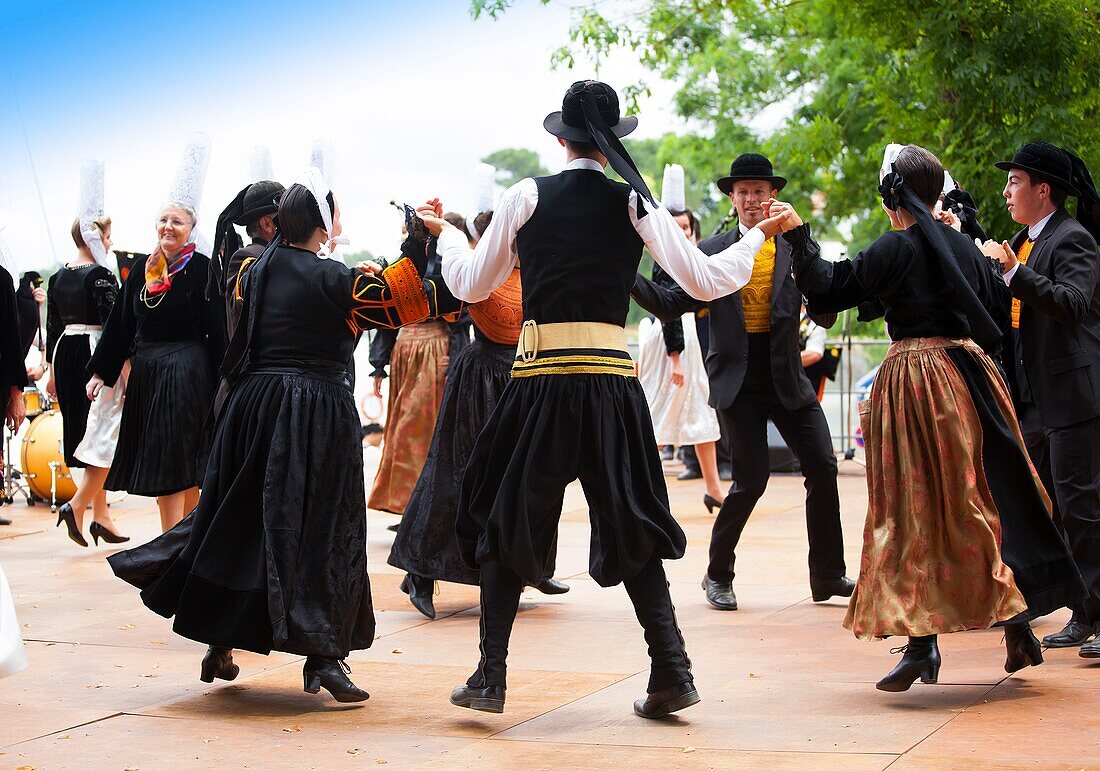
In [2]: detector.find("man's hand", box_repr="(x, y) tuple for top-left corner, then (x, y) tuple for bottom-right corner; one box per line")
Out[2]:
(6, 386), (24, 431)
(756, 208), (792, 239)
(978, 239), (1017, 272)
(764, 199), (803, 231)
(669, 352), (684, 388)
(415, 198), (450, 237)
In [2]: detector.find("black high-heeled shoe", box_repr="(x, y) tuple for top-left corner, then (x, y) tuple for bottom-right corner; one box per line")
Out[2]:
(56, 503), (88, 548)
(1004, 621), (1044, 673)
(704, 494), (724, 513)
(303, 656), (370, 702)
(199, 646), (239, 683)
(876, 635), (941, 692)
(89, 520), (130, 546)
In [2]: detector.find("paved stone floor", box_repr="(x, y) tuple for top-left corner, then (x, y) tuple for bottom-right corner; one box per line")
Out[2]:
(2, 461), (1098, 769)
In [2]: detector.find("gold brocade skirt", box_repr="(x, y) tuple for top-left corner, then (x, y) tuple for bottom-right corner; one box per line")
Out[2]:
(845, 337), (1028, 640)
(368, 321), (450, 515)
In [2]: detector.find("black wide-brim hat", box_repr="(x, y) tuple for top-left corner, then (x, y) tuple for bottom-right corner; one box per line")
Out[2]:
(543, 80), (638, 142)
(995, 141), (1079, 195)
(234, 180), (286, 226)
(716, 153), (787, 195)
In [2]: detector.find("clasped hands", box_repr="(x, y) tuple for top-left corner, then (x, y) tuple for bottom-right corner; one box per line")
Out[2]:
(975, 238), (1018, 272)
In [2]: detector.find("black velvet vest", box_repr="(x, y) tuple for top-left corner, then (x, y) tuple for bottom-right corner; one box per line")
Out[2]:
(514, 169), (644, 326)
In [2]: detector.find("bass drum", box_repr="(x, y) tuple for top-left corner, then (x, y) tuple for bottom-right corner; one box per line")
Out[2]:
(20, 411), (76, 505)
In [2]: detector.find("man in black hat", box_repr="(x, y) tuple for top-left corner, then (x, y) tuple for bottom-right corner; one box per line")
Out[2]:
(980, 141), (1100, 653)
(632, 153), (851, 612)
(210, 180), (285, 334)
(418, 80), (791, 719)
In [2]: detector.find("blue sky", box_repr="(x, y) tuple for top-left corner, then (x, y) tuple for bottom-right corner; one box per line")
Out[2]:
(0, 0), (685, 268)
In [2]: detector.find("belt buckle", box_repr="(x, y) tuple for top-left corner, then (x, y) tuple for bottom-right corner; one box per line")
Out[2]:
(520, 320), (538, 363)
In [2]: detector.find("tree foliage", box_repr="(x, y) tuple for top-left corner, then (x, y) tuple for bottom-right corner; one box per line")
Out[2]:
(481, 147), (550, 188)
(471, 0), (1100, 251)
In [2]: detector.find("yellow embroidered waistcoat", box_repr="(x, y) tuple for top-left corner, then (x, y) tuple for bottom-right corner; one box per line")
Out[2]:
(741, 238), (776, 333)
(1011, 239), (1034, 329)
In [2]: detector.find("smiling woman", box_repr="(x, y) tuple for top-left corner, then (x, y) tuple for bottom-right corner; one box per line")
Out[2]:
(86, 200), (227, 532)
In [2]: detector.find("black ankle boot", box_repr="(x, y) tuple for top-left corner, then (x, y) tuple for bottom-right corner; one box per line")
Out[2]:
(303, 656), (369, 703)
(1004, 621), (1044, 673)
(199, 646), (239, 683)
(449, 683), (506, 713)
(400, 574), (436, 619)
(876, 635), (941, 692)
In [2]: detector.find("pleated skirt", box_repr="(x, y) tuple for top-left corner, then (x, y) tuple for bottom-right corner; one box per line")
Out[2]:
(105, 340), (215, 496)
(108, 370), (374, 658)
(846, 337), (1084, 640)
(388, 338), (513, 585)
(368, 321), (450, 515)
(52, 334), (93, 468)
(636, 315), (720, 446)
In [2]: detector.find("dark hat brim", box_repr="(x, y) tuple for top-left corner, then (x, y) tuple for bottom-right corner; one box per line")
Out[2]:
(543, 111), (638, 142)
(233, 204), (279, 227)
(716, 175), (787, 195)
(994, 161), (1079, 195)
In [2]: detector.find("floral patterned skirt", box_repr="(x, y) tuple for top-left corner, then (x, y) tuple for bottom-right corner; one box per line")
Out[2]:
(845, 337), (1029, 640)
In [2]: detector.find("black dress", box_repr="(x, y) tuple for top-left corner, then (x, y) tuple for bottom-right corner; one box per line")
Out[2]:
(389, 327), (529, 586)
(0, 268), (29, 416)
(108, 246), (460, 658)
(789, 222), (1086, 619)
(88, 253), (226, 496)
(45, 264), (118, 467)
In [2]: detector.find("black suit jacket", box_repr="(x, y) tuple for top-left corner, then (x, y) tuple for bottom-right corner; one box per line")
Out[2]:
(1009, 208), (1100, 429)
(632, 227), (833, 411)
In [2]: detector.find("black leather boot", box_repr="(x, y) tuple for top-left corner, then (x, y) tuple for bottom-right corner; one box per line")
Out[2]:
(199, 647), (239, 683)
(1004, 621), (1044, 673)
(533, 577), (570, 595)
(449, 684), (505, 713)
(400, 574), (436, 619)
(810, 575), (855, 602)
(303, 656), (369, 702)
(633, 681), (701, 719)
(876, 635), (941, 692)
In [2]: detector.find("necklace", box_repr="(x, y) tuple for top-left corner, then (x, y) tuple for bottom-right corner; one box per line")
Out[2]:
(140, 283), (168, 309)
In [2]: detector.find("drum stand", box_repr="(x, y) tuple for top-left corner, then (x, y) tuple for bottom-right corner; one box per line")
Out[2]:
(1, 425), (34, 507)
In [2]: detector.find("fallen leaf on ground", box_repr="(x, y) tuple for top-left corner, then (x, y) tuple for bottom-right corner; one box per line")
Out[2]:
(347, 748), (361, 756)
(391, 648), (403, 654)
(682, 747), (695, 754)
(282, 726), (302, 733)
(118, 623), (136, 630)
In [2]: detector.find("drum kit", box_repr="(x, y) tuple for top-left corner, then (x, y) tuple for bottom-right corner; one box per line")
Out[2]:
(1, 386), (124, 512)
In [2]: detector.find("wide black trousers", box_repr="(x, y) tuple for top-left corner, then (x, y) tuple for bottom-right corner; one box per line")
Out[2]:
(708, 373), (846, 585)
(1019, 403), (1100, 625)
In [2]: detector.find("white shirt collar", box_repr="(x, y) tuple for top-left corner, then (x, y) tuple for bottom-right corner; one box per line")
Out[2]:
(1029, 210), (1056, 240)
(564, 157), (605, 172)
(737, 221), (750, 238)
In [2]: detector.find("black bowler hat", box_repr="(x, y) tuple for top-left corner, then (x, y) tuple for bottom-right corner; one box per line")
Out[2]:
(995, 142), (1079, 195)
(716, 153), (787, 195)
(543, 80), (638, 142)
(234, 180), (286, 226)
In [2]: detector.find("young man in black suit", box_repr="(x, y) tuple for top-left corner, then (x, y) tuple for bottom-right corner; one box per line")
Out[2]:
(981, 142), (1100, 656)
(632, 153), (852, 611)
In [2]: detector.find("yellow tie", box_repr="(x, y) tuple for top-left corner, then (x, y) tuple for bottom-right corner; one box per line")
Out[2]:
(1011, 239), (1034, 329)
(742, 238), (776, 333)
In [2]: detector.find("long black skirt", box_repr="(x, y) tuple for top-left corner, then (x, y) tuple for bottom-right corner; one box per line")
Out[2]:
(105, 340), (214, 496)
(946, 346), (1086, 618)
(389, 338), (512, 585)
(53, 334), (93, 468)
(108, 370), (374, 658)
(457, 372), (685, 588)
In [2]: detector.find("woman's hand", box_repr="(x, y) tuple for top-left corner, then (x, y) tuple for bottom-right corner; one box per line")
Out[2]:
(977, 239), (1018, 272)
(372, 375), (384, 399)
(86, 374), (105, 402)
(356, 261), (383, 276)
(6, 386), (24, 431)
(756, 208), (793, 238)
(669, 352), (685, 388)
(937, 208), (963, 232)
(764, 199), (803, 230)
(45, 376), (57, 401)
(415, 198), (450, 237)
(32, 287), (45, 306)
